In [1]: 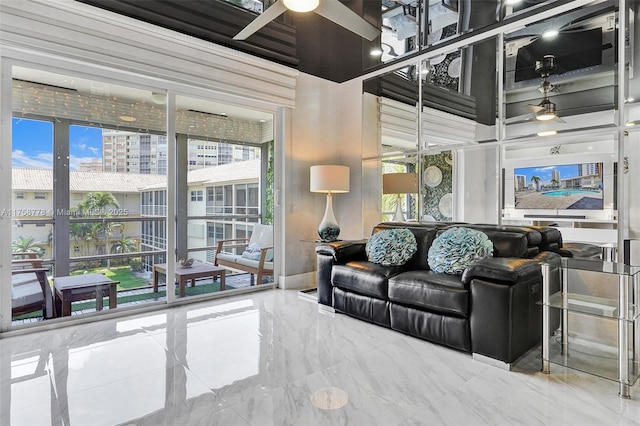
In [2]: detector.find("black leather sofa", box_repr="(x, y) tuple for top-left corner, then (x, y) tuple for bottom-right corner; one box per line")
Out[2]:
(315, 221), (598, 367)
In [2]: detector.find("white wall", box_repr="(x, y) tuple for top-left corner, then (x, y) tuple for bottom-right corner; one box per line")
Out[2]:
(280, 73), (364, 285)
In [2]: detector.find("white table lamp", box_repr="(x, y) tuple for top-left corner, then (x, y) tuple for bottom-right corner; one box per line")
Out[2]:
(383, 173), (418, 221)
(310, 165), (350, 241)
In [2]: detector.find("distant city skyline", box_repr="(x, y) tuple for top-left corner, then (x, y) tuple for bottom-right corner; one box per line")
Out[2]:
(12, 117), (103, 170)
(515, 164), (594, 185)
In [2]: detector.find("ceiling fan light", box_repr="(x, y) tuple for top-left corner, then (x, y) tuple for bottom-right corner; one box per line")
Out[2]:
(283, 0), (319, 12)
(536, 100), (557, 121)
(542, 29), (559, 39)
(537, 130), (557, 137)
(536, 112), (556, 121)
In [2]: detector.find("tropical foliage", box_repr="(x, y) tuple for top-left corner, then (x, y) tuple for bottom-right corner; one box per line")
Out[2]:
(72, 192), (122, 256)
(12, 236), (44, 256)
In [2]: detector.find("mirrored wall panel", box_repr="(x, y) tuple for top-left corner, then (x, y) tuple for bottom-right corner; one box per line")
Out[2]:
(503, 2), (619, 139)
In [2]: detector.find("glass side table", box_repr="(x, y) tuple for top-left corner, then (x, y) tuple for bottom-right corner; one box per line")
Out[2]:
(541, 258), (639, 398)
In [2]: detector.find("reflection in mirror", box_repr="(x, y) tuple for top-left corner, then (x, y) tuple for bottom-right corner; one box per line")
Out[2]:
(503, 0), (559, 19)
(363, 64), (419, 157)
(380, 0), (421, 62)
(426, 0), (459, 47)
(501, 136), (617, 238)
(382, 155), (418, 221)
(503, 3), (619, 139)
(421, 36), (499, 148)
(625, 0), (640, 125)
(422, 151), (454, 221)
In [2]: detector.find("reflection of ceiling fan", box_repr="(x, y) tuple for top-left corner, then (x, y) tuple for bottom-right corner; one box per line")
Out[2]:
(524, 55), (566, 123)
(233, 0), (381, 41)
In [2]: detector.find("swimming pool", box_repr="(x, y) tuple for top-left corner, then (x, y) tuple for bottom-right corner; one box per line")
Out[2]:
(542, 190), (599, 197)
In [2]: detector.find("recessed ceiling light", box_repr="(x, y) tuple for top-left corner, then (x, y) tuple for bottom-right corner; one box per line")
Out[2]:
(537, 130), (557, 137)
(542, 29), (559, 39)
(118, 115), (137, 122)
(370, 48), (383, 57)
(505, 0), (522, 5)
(626, 97), (635, 103)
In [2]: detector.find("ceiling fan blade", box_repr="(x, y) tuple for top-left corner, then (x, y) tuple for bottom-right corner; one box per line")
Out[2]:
(525, 104), (544, 113)
(506, 113), (533, 124)
(314, 0), (381, 41)
(554, 116), (567, 123)
(233, 1), (288, 40)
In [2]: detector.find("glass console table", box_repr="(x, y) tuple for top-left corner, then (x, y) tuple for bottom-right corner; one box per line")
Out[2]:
(541, 258), (639, 398)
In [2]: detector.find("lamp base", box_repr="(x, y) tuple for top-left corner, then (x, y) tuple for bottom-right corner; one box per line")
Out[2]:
(318, 192), (340, 242)
(392, 195), (405, 222)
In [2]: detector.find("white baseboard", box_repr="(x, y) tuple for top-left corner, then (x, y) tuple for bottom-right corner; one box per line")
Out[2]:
(278, 271), (316, 290)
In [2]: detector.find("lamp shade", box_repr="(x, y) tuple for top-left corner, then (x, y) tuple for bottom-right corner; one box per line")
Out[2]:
(383, 173), (418, 194)
(310, 165), (350, 193)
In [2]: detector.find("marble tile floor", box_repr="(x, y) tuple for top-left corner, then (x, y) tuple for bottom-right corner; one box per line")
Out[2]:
(1, 289), (639, 426)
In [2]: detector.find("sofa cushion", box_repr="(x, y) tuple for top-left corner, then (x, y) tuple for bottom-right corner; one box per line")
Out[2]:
(241, 242), (263, 260)
(366, 228), (417, 266)
(389, 270), (469, 317)
(428, 227), (493, 274)
(469, 224), (541, 258)
(248, 224), (273, 261)
(332, 261), (404, 299)
(374, 224), (438, 270)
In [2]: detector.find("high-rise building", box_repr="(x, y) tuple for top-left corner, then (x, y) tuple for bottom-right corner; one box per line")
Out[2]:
(551, 170), (560, 182)
(78, 158), (103, 173)
(102, 130), (168, 174)
(579, 163), (601, 177)
(102, 131), (260, 174)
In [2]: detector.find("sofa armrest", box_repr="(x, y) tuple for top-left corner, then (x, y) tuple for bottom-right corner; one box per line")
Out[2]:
(315, 240), (367, 264)
(315, 240), (367, 306)
(461, 252), (561, 285)
(467, 251), (561, 364)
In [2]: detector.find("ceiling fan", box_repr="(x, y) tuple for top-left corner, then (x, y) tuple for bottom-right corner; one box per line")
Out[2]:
(507, 55), (566, 124)
(233, 0), (381, 41)
(524, 55), (565, 123)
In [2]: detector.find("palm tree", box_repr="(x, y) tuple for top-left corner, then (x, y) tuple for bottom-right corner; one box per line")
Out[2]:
(551, 178), (559, 189)
(111, 237), (138, 254)
(531, 176), (541, 192)
(12, 236), (44, 256)
(73, 192), (122, 256)
(70, 222), (94, 256)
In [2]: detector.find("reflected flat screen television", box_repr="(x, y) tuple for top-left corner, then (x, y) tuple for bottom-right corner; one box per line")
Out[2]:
(514, 163), (604, 210)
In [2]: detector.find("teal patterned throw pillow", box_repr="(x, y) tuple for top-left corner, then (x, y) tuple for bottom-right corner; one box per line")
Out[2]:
(428, 227), (493, 274)
(366, 228), (417, 266)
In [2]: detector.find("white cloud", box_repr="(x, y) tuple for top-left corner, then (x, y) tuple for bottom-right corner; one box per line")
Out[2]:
(12, 150), (53, 169)
(89, 147), (99, 155)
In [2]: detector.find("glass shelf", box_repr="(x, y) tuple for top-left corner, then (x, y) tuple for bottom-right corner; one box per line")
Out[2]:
(541, 258), (640, 398)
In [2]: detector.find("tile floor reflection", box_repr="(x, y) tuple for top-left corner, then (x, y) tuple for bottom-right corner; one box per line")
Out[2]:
(1, 289), (639, 425)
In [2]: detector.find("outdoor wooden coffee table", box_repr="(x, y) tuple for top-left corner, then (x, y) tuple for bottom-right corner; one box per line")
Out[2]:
(153, 262), (225, 297)
(54, 273), (119, 317)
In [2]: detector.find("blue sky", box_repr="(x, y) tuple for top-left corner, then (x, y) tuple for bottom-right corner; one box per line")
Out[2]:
(515, 164), (582, 184)
(12, 117), (103, 170)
